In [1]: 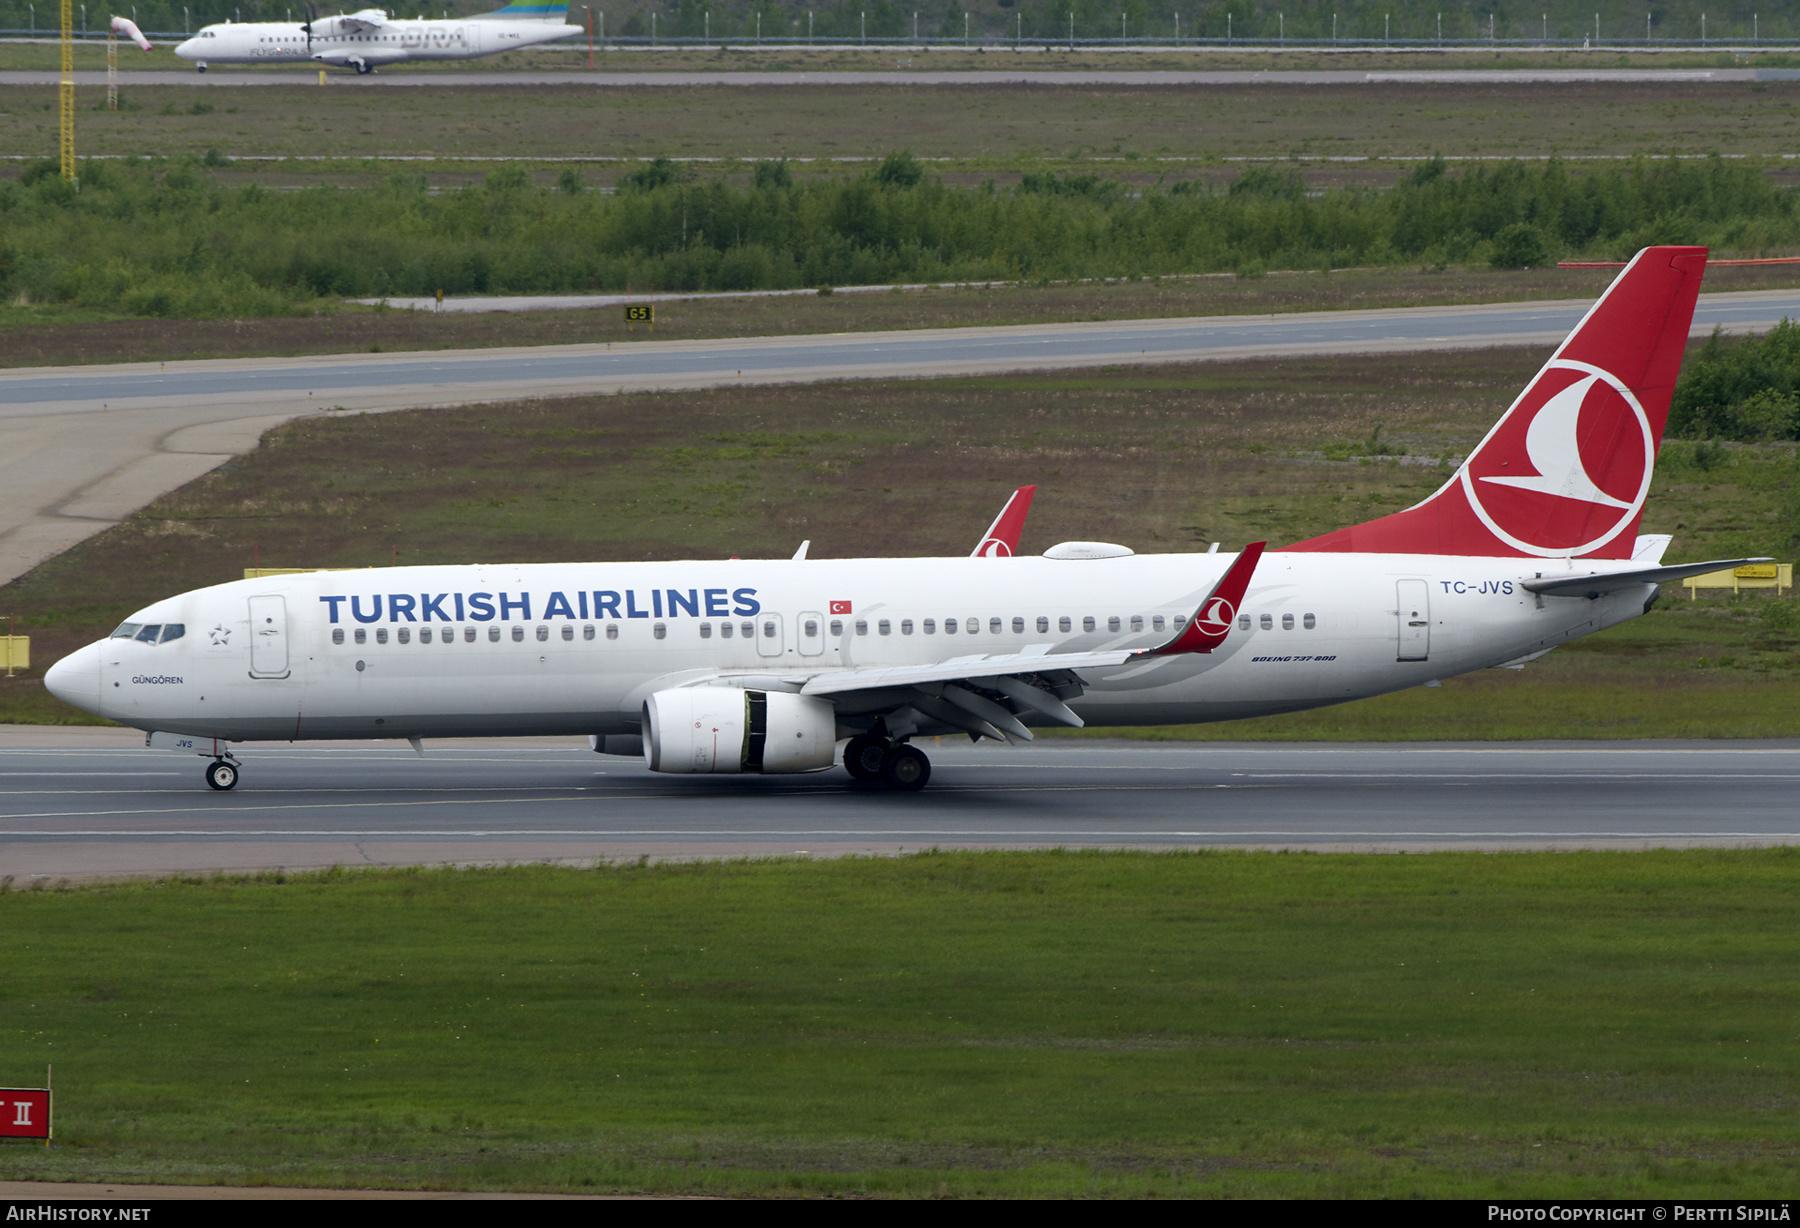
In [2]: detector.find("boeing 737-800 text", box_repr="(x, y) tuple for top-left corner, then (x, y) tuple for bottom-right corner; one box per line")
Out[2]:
(174, 3), (578, 74)
(46, 247), (1763, 792)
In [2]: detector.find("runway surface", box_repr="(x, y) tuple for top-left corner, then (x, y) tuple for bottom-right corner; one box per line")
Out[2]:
(6, 288), (1800, 587)
(2, 731), (1795, 879)
(3, 68), (1793, 88)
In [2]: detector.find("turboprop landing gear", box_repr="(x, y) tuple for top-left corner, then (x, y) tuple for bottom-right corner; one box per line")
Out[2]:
(204, 758), (239, 791)
(195, 62), (207, 72)
(879, 744), (930, 792)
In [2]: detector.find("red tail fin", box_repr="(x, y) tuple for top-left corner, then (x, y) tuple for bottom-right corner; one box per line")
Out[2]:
(1286, 245), (1708, 559)
(971, 485), (1038, 557)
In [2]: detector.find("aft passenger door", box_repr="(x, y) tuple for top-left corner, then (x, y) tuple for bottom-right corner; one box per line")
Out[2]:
(1396, 579), (1430, 662)
(248, 595), (290, 678)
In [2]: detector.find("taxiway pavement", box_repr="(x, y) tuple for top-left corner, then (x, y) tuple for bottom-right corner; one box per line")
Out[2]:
(2, 730), (1794, 880)
(5, 289), (1800, 587)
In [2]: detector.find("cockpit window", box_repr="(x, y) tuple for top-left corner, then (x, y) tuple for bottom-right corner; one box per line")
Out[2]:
(160, 624), (185, 644)
(111, 622), (142, 640)
(134, 624), (163, 644)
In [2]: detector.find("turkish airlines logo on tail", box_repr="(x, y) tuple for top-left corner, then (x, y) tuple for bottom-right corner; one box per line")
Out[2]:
(973, 538), (1013, 558)
(1195, 597), (1236, 636)
(1460, 359), (1655, 557)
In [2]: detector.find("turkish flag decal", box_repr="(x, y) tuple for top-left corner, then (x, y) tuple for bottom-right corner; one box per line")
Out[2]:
(830, 600), (852, 615)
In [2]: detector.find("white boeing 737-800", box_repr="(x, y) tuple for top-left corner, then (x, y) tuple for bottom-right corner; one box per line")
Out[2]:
(174, 3), (578, 74)
(46, 247), (1766, 792)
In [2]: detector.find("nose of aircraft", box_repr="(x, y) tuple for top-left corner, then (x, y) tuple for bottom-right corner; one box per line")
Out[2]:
(44, 642), (103, 716)
(174, 36), (199, 59)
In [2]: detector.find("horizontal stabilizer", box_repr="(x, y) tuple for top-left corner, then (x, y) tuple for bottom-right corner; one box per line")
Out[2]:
(1521, 557), (1774, 598)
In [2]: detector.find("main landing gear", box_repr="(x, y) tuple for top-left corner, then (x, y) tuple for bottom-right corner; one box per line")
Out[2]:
(204, 755), (241, 791)
(843, 735), (931, 792)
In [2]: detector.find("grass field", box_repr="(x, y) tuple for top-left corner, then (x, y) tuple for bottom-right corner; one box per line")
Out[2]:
(0, 41), (1788, 73)
(7, 78), (1800, 163)
(1, 852), (1796, 1196)
(2, 346), (1795, 734)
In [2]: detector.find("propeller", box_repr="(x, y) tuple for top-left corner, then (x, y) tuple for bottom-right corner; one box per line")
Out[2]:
(301, 1), (317, 52)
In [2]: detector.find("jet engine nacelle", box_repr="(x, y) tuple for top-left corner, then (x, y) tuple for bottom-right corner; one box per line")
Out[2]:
(643, 687), (836, 775)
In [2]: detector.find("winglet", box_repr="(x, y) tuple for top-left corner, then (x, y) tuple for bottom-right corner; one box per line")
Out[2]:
(971, 485), (1037, 557)
(1138, 542), (1265, 656)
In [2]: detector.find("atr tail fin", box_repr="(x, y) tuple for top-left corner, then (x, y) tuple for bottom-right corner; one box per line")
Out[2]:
(477, 2), (568, 18)
(1286, 245), (1708, 559)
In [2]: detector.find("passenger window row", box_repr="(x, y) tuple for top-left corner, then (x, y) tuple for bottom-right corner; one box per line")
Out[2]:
(331, 623), (621, 646)
(1238, 613), (1319, 631)
(731, 614), (1185, 639)
(328, 611), (1200, 648)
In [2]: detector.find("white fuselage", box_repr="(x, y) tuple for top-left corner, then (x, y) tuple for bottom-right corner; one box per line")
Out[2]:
(173, 18), (577, 69)
(50, 550), (1652, 744)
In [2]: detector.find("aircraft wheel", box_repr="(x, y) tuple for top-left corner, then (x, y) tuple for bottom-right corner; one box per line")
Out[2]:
(205, 760), (238, 791)
(196, 62), (207, 72)
(843, 735), (888, 781)
(879, 744), (930, 792)
(355, 61), (372, 74)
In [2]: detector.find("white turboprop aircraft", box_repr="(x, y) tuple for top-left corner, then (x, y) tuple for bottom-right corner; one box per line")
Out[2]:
(173, 3), (579, 74)
(46, 246), (1768, 792)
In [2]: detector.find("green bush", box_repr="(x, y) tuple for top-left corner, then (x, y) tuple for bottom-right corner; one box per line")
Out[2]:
(1, 153), (1796, 319)
(1670, 321), (1800, 441)
(1488, 221), (1553, 268)
(752, 159), (793, 190)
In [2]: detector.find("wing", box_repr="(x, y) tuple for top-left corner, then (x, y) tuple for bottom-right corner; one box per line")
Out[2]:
(1521, 556), (1773, 598)
(335, 9), (388, 31)
(754, 542), (1266, 743)
(970, 485), (1037, 558)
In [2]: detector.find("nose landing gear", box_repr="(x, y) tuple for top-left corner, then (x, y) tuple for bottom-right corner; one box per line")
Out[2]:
(204, 757), (240, 791)
(842, 734), (931, 792)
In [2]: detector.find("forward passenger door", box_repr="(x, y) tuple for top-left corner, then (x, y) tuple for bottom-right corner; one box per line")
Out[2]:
(248, 595), (290, 678)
